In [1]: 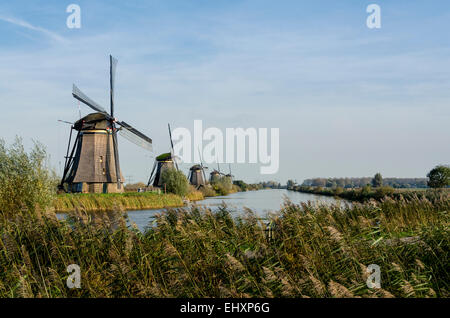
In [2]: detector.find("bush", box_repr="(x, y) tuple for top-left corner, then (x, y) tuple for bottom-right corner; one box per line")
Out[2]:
(0, 137), (56, 216)
(185, 186), (204, 201)
(160, 168), (189, 197)
(200, 186), (217, 197)
(361, 184), (372, 196)
(211, 176), (233, 195)
(333, 186), (344, 196)
(374, 186), (395, 199)
(233, 180), (247, 191)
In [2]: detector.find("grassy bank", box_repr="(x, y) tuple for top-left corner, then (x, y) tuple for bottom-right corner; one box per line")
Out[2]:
(291, 185), (448, 202)
(185, 190), (204, 202)
(0, 194), (448, 297)
(52, 192), (186, 213)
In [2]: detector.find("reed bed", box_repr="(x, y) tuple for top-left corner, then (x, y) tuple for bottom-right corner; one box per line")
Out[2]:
(52, 192), (185, 213)
(0, 194), (448, 298)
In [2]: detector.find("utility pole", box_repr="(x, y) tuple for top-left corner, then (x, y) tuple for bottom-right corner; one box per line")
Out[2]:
(126, 175), (134, 184)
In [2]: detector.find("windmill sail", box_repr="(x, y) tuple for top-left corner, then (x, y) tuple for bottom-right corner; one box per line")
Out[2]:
(110, 55), (118, 117)
(147, 161), (157, 186)
(117, 121), (153, 151)
(198, 147), (207, 182)
(72, 85), (109, 115)
(168, 123), (179, 170)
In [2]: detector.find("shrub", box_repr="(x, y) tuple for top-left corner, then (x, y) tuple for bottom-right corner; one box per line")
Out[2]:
(333, 186), (344, 196)
(160, 168), (189, 197)
(211, 176), (233, 195)
(0, 137), (56, 216)
(200, 186), (217, 197)
(374, 186), (395, 199)
(233, 180), (247, 191)
(185, 186), (204, 201)
(361, 184), (372, 197)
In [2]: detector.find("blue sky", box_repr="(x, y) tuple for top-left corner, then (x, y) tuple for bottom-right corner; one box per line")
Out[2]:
(0, 0), (449, 183)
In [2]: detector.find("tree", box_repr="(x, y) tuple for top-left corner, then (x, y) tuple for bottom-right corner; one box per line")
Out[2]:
(286, 179), (295, 189)
(427, 165), (450, 189)
(372, 173), (383, 188)
(160, 168), (189, 196)
(234, 180), (248, 191)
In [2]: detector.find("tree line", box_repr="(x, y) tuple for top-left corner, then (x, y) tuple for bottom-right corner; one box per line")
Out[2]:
(291, 165), (450, 190)
(301, 177), (429, 189)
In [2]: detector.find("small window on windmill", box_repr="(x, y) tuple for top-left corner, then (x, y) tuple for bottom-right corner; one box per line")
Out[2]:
(99, 156), (103, 163)
(102, 168), (106, 175)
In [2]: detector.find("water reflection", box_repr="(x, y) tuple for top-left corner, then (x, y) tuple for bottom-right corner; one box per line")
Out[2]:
(126, 189), (347, 231)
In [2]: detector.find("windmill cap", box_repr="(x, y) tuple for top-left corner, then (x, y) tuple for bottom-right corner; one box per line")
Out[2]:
(74, 112), (111, 131)
(156, 152), (172, 161)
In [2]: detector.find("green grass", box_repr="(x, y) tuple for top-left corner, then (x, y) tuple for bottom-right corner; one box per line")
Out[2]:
(52, 192), (185, 213)
(0, 194), (448, 298)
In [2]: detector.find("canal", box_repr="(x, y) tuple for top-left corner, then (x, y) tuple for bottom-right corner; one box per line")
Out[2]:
(127, 189), (348, 231)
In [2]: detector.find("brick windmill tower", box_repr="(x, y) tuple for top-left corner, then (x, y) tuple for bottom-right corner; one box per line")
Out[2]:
(147, 124), (180, 188)
(59, 55), (153, 193)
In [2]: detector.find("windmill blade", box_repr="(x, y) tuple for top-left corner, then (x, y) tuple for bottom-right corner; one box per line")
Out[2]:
(111, 128), (122, 189)
(217, 162), (221, 174)
(72, 84), (109, 115)
(147, 160), (157, 186)
(171, 154), (182, 166)
(168, 123), (179, 171)
(58, 119), (73, 125)
(198, 147), (207, 182)
(117, 121), (153, 152)
(110, 55), (118, 117)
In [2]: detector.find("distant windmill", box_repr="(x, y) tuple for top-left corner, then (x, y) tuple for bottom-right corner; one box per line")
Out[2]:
(225, 164), (234, 182)
(147, 123), (179, 187)
(209, 162), (225, 183)
(59, 55), (153, 193)
(188, 148), (208, 188)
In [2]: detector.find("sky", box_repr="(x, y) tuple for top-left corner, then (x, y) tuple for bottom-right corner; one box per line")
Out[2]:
(0, 0), (449, 184)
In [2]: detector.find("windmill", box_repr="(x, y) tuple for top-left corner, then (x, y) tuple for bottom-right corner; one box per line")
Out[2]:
(209, 162), (225, 183)
(147, 123), (179, 187)
(188, 148), (208, 188)
(225, 164), (234, 182)
(58, 55), (153, 193)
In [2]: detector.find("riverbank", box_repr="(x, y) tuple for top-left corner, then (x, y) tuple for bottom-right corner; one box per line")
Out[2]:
(3, 194), (448, 297)
(52, 184), (267, 213)
(289, 185), (448, 202)
(52, 187), (255, 213)
(52, 192), (189, 213)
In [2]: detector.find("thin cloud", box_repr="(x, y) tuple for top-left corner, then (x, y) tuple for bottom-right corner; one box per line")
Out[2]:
(0, 15), (67, 44)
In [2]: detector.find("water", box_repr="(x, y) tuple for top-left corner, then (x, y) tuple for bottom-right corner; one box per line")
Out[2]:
(126, 189), (347, 231)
